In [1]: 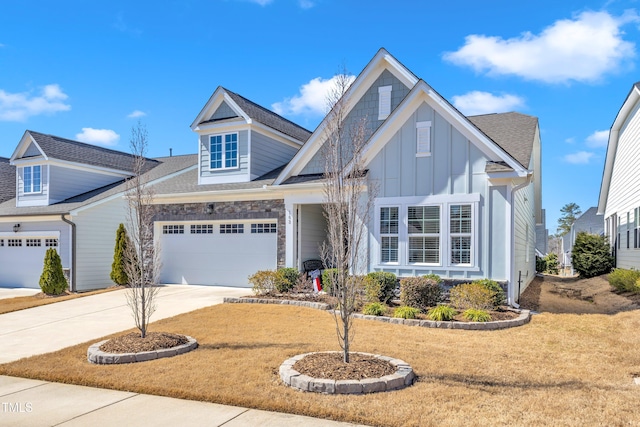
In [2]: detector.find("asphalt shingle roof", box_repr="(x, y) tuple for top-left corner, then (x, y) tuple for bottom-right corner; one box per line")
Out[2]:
(0, 157), (16, 204)
(203, 88), (313, 143)
(26, 131), (159, 173)
(0, 154), (196, 217)
(467, 112), (538, 170)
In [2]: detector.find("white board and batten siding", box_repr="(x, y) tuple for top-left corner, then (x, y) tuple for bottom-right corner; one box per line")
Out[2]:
(605, 100), (640, 269)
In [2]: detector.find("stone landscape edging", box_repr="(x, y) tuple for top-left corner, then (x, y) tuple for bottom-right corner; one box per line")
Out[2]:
(224, 297), (531, 330)
(280, 351), (415, 394)
(87, 335), (198, 365)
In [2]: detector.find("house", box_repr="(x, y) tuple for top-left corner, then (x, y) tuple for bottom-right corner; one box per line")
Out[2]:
(0, 131), (196, 290)
(559, 207), (603, 273)
(598, 82), (640, 269)
(151, 48), (542, 305)
(536, 208), (548, 255)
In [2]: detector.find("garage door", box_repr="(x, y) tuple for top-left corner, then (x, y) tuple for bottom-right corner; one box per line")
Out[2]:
(0, 236), (60, 288)
(158, 221), (278, 287)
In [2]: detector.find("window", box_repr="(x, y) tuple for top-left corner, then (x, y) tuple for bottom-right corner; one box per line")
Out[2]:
(26, 238), (41, 247)
(191, 224), (213, 234)
(45, 238), (58, 247)
(220, 224), (244, 234)
(251, 223), (277, 234)
(380, 207), (399, 263)
(0, 239), (3, 247)
(162, 225), (184, 234)
(628, 212), (631, 249)
(8, 239), (22, 247)
(210, 133), (238, 169)
(635, 208), (640, 249)
(408, 206), (440, 264)
(23, 165), (42, 193)
(416, 121), (432, 156)
(378, 86), (392, 120)
(450, 204), (472, 265)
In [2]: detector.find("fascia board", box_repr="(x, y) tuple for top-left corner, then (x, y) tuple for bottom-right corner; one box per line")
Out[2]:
(12, 158), (133, 177)
(249, 122), (305, 148)
(0, 214), (65, 222)
(190, 86), (224, 130)
(10, 132), (47, 163)
(152, 187), (284, 204)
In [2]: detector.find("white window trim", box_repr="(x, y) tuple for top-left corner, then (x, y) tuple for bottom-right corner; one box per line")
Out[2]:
(416, 121), (432, 157)
(374, 194), (480, 271)
(379, 206), (400, 265)
(378, 85), (392, 120)
(209, 132), (239, 171)
(22, 165), (42, 194)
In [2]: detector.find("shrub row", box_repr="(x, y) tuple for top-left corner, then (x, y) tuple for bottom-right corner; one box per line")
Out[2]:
(608, 268), (640, 293)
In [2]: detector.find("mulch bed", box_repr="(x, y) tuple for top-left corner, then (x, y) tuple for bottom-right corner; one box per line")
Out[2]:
(99, 332), (189, 354)
(293, 352), (396, 381)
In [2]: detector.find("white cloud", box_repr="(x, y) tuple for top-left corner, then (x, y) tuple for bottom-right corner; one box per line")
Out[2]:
(75, 128), (120, 146)
(272, 74), (356, 117)
(247, 0), (273, 5)
(585, 129), (609, 148)
(451, 91), (526, 116)
(127, 110), (147, 118)
(0, 84), (71, 122)
(444, 10), (639, 83)
(564, 151), (595, 164)
(565, 137), (576, 144)
(299, 0), (315, 8)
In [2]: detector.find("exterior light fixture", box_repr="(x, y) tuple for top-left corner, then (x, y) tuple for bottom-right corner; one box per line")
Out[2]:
(13, 223), (20, 233)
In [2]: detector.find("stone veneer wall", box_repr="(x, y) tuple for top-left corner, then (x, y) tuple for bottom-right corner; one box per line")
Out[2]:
(155, 200), (286, 268)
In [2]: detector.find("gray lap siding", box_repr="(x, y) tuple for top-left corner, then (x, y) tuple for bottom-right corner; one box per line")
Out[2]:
(154, 200), (286, 268)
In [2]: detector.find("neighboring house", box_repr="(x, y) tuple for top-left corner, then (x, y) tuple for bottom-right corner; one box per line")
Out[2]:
(0, 130), (196, 290)
(0, 157), (16, 204)
(561, 207), (603, 273)
(151, 48), (542, 305)
(598, 82), (640, 269)
(535, 208), (548, 255)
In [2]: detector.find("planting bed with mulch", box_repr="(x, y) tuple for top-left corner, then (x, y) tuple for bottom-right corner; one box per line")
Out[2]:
(293, 352), (396, 381)
(99, 332), (189, 354)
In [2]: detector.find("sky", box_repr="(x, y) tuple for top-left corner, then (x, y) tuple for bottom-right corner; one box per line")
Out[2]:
(1, 0), (639, 234)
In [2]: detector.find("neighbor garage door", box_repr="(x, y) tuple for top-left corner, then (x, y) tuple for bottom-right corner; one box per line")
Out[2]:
(0, 235), (60, 288)
(158, 221), (278, 287)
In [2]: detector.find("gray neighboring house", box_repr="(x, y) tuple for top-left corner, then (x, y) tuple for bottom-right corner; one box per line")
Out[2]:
(561, 207), (603, 272)
(0, 130), (196, 290)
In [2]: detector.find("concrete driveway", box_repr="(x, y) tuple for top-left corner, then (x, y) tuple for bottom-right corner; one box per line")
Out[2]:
(0, 285), (248, 364)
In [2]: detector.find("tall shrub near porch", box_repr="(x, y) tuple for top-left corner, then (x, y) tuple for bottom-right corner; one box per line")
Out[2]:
(110, 223), (129, 286)
(39, 248), (67, 295)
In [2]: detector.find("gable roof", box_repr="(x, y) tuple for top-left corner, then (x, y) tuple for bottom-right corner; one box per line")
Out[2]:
(0, 154), (196, 217)
(0, 157), (15, 204)
(468, 112), (539, 169)
(192, 87), (312, 143)
(11, 131), (159, 174)
(598, 81), (640, 214)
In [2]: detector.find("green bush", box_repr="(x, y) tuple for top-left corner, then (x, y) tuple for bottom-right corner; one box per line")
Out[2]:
(321, 268), (338, 295)
(572, 232), (614, 278)
(363, 271), (397, 304)
(472, 279), (505, 307)
(399, 276), (442, 311)
(363, 302), (385, 316)
(39, 248), (67, 295)
(275, 268), (300, 293)
(426, 305), (457, 321)
(537, 253), (559, 275)
(248, 270), (279, 295)
(608, 268), (640, 293)
(393, 306), (420, 319)
(423, 273), (443, 284)
(110, 223), (129, 286)
(463, 308), (492, 322)
(449, 283), (493, 310)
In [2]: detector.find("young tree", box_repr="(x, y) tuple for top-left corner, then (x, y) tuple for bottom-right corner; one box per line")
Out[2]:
(321, 71), (375, 363)
(110, 223), (130, 286)
(557, 203), (581, 236)
(39, 248), (67, 295)
(123, 123), (161, 338)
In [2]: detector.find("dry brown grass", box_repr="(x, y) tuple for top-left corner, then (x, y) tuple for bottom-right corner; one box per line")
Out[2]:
(0, 287), (121, 315)
(2, 303), (640, 426)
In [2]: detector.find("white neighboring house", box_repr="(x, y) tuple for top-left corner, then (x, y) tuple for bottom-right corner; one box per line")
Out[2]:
(0, 131), (196, 290)
(560, 207), (603, 273)
(598, 82), (640, 269)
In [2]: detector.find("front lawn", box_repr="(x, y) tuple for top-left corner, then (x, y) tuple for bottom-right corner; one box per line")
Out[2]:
(1, 303), (640, 426)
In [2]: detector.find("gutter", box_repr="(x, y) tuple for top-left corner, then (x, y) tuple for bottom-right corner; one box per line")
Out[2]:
(508, 175), (533, 308)
(60, 214), (76, 292)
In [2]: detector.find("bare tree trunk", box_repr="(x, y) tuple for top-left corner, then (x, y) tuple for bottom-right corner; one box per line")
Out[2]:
(321, 71), (375, 363)
(123, 123), (161, 338)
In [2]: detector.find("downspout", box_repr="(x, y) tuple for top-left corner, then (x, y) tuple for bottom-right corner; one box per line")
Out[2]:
(61, 214), (76, 292)
(508, 176), (532, 308)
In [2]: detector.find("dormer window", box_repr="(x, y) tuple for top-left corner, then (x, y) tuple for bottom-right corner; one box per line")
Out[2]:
(23, 165), (41, 193)
(210, 133), (238, 169)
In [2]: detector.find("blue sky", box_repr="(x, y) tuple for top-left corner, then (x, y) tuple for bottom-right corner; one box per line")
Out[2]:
(1, 0), (639, 234)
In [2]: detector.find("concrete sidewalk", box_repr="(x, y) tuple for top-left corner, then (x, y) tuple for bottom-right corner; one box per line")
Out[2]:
(0, 285), (247, 364)
(0, 376), (367, 427)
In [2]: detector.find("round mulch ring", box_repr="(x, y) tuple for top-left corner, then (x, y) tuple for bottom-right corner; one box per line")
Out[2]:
(87, 332), (197, 365)
(280, 351), (415, 394)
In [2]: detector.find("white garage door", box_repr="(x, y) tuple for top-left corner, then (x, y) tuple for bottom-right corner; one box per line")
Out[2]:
(158, 221), (278, 287)
(0, 236), (59, 289)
